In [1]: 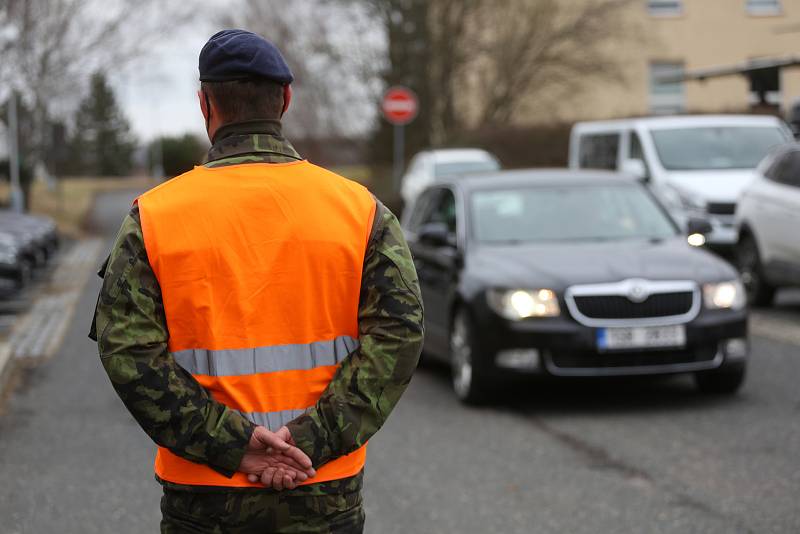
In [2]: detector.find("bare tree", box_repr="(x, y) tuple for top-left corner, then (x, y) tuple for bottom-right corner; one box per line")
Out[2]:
(0, 0), (195, 165)
(221, 0), (384, 140)
(428, 0), (481, 144)
(470, 0), (638, 126)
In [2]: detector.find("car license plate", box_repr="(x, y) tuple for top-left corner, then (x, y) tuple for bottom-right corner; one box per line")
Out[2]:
(596, 325), (686, 351)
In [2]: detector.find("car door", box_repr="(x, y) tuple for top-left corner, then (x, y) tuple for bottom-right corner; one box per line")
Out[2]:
(407, 187), (461, 359)
(770, 150), (800, 281)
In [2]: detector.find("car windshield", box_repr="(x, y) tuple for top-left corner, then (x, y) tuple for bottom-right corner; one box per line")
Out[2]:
(651, 126), (788, 171)
(434, 159), (499, 177)
(471, 184), (677, 244)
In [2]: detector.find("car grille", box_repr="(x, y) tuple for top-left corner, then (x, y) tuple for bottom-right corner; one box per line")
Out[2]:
(565, 280), (700, 326)
(706, 202), (736, 216)
(572, 292), (694, 320)
(548, 345), (718, 370)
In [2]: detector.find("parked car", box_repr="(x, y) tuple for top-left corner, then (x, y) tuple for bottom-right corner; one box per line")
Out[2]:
(0, 210), (59, 267)
(400, 148), (500, 212)
(569, 115), (793, 247)
(735, 143), (800, 306)
(0, 232), (32, 292)
(404, 170), (748, 403)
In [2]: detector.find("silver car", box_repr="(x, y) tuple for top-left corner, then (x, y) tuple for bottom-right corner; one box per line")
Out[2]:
(736, 143), (800, 306)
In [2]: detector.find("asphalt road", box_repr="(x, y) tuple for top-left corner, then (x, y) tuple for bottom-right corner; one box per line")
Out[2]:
(0, 190), (798, 533)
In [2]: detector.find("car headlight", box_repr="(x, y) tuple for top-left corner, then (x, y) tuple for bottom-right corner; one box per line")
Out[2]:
(703, 280), (745, 310)
(487, 289), (560, 319)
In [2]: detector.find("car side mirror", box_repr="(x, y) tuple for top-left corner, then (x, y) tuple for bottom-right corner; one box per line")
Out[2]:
(418, 222), (455, 248)
(687, 217), (713, 236)
(621, 158), (648, 182)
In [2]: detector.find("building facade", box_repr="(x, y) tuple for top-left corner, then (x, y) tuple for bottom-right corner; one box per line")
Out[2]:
(543, 0), (800, 123)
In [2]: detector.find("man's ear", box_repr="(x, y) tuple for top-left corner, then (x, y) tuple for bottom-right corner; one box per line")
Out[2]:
(198, 89), (209, 121)
(281, 85), (292, 116)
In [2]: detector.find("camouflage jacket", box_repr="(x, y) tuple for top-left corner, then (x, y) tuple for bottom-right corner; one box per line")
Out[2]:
(91, 120), (424, 495)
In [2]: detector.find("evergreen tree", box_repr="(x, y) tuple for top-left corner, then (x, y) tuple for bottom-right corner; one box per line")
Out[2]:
(69, 71), (135, 176)
(150, 134), (208, 179)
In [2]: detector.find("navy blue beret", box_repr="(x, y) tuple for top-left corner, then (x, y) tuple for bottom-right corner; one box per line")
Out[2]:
(199, 29), (294, 84)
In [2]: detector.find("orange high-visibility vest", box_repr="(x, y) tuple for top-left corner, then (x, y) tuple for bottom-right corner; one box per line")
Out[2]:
(137, 160), (375, 488)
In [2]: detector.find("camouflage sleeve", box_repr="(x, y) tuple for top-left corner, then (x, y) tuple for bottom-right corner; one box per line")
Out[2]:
(93, 206), (255, 477)
(286, 204), (424, 467)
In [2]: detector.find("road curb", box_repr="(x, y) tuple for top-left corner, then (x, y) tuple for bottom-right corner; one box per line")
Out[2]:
(0, 343), (14, 408)
(0, 239), (102, 406)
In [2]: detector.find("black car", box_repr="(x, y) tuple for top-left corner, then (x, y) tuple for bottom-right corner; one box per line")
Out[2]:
(403, 170), (748, 403)
(0, 210), (59, 266)
(0, 231), (33, 292)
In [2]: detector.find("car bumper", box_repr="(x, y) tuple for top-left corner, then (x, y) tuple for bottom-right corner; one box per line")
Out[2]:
(473, 307), (748, 378)
(0, 262), (26, 291)
(706, 223), (738, 247)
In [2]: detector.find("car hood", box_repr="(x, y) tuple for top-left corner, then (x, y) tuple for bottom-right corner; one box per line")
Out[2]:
(467, 238), (736, 291)
(665, 169), (757, 203)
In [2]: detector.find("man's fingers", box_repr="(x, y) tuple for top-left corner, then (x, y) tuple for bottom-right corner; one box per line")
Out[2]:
(268, 454), (315, 475)
(273, 468), (285, 491)
(283, 474), (296, 490)
(247, 473), (259, 483)
(276, 425), (296, 445)
(281, 445), (313, 470)
(261, 467), (277, 488)
(252, 426), (290, 452)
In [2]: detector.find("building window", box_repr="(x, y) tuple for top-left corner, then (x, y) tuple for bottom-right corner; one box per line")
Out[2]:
(748, 64), (782, 108)
(648, 0), (682, 16)
(649, 62), (686, 115)
(746, 0), (781, 16)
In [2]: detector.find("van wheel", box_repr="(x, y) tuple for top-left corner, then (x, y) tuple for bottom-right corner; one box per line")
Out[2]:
(450, 309), (490, 405)
(736, 235), (774, 307)
(694, 364), (746, 395)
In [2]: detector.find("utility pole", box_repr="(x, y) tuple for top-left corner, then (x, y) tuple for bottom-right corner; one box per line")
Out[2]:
(7, 93), (24, 213)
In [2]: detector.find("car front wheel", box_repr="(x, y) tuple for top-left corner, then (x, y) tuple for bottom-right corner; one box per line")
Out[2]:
(450, 309), (490, 404)
(736, 234), (775, 307)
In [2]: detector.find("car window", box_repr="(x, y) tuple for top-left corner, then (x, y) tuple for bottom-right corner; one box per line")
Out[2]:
(433, 160), (500, 178)
(772, 150), (800, 187)
(651, 126), (788, 171)
(423, 189), (457, 234)
(471, 184), (677, 244)
(405, 189), (437, 232)
(578, 133), (620, 170)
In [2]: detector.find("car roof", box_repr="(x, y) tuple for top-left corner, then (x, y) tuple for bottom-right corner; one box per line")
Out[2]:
(572, 114), (785, 133)
(419, 148), (497, 163)
(435, 168), (639, 192)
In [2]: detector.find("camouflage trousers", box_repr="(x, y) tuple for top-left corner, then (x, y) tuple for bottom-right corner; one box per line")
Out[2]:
(160, 488), (364, 534)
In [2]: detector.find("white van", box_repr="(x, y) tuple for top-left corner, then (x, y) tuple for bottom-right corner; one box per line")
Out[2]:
(569, 115), (793, 246)
(401, 148), (500, 210)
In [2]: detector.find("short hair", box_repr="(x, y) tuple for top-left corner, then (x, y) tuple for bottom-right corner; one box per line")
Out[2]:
(201, 79), (285, 123)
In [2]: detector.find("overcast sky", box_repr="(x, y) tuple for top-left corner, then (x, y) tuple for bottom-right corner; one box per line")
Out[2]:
(111, 22), (211, 142)
(110, 3), (382, 144)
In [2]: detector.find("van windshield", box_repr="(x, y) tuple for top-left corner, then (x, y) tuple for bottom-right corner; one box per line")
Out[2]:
(651, 126), (788, 171)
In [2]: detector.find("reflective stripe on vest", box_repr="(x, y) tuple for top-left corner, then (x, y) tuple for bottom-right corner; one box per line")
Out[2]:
(138, 161), (376, 488)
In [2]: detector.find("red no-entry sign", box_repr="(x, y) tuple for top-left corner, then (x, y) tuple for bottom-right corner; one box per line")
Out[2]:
(382, 86), (418, 125)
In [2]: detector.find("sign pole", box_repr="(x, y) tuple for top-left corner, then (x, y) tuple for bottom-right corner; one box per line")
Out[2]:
(393, 123), (404, 194)
(8, 93), (23, 213)
(381, 86), (418, 197)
